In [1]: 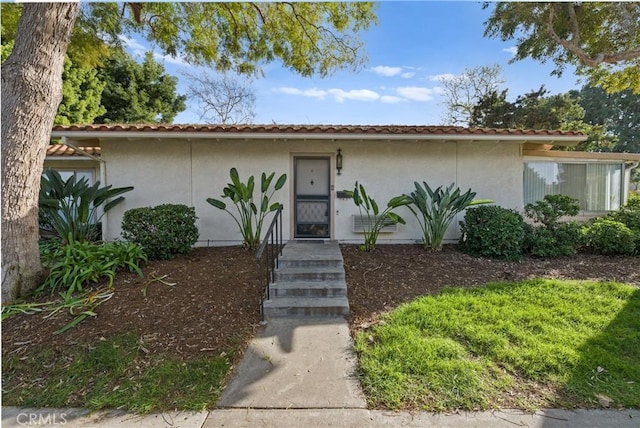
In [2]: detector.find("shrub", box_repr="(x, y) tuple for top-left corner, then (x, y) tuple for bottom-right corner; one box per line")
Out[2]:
(121, 204), (199, 260)
(404, 181), (492, 251)
(524, 222), (582, 258)
(523, 195), (581, 258)
(459, 205), (525, 261)
(582, 219), (637, 256)
(207, 168), (286, 250)
(38, 241), (147, 299)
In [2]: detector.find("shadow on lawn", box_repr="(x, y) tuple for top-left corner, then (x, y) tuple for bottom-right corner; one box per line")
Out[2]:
(551, 287), (640, 416)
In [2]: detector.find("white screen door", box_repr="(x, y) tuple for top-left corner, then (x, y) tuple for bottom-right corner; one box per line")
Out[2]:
(294, 157), (330, 238)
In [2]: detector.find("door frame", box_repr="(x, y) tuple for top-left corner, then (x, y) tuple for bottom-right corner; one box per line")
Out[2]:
(290, 153), (335, 240)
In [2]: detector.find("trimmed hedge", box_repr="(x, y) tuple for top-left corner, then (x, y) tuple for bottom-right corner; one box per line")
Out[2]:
(121, 204), (199, 260)
(582, 219), (637, 256)
(459, 205), (525, 261)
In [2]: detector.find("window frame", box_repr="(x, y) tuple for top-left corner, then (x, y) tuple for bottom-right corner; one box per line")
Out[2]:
(523, 159), (625, 213)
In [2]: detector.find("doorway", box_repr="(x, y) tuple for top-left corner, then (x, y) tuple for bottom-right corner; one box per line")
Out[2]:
(294, 157), (331, 238)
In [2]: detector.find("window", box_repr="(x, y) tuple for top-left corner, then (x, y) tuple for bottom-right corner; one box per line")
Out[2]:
(524, 162), (622, 211)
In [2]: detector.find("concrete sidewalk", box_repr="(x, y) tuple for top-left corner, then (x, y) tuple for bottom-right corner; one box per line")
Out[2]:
(3, 407), (639, 427)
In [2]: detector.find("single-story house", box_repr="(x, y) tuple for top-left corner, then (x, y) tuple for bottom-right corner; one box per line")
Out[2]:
(48, 124), (640, 246)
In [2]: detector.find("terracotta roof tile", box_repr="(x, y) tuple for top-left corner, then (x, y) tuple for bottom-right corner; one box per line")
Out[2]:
(47, 144), (101, 157)
(51, 123), (585, 137)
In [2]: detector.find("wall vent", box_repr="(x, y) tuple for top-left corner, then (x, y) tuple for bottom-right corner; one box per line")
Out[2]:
(352, 215), (398, 233)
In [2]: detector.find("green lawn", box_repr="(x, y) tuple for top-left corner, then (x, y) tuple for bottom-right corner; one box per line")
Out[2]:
(354, 279), (640, 411)
(2, 334), (233, 413)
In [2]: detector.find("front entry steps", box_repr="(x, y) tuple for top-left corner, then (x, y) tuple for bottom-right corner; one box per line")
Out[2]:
(262, 240), (350, 318)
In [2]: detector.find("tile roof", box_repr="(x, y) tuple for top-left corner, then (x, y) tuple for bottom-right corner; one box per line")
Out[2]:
(47, 144), (101, 157)
(51, 123), (585, 137)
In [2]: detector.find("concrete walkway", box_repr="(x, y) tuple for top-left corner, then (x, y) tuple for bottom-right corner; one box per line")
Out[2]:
(217, 317), (365, 408)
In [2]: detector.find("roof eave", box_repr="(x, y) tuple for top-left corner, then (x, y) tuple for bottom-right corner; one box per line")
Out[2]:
(50, 130), (587, 145)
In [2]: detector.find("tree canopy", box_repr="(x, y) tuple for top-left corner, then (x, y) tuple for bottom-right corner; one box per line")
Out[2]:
(96, 50), (186, 124)
(470, 86), (612, 152)
(483, 2), (640, 94)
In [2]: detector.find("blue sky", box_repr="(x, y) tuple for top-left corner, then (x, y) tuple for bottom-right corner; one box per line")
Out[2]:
(122, 1), (583, 126)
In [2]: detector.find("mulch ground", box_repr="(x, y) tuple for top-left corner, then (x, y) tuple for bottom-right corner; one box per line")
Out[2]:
(3, 243), (639, 366)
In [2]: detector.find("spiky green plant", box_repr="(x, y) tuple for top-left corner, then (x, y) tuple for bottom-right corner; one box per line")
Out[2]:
(344, 181), (410, 252)
(405, 182), (492, 251)
(39, 168), (133, 243)
(207, 168), (287, 249)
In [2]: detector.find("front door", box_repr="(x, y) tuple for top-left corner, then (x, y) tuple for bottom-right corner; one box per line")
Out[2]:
(294, 157), (330, 238)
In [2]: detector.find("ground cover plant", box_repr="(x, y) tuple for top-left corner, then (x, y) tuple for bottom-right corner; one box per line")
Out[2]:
(354, 279), (640, 411)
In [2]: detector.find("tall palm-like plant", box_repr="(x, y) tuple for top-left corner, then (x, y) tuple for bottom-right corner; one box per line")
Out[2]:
(405, 181), (491, 251)
(344, 181), (410, 252)
(39, 168), (133, 243)
(207, 168), (287, 250)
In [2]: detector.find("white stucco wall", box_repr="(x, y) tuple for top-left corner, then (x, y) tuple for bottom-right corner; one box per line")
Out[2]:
(96, 137), (525, 246)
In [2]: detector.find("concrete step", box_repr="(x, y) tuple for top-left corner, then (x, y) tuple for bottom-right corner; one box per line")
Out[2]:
(274, 266), (345, 282)
(263, 296), (350, 318)
(278, 258), (343, 269)
(270, 280), (347, 298)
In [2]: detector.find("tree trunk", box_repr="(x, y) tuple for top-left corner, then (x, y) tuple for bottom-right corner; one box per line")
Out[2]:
(1, 3), (80, 304)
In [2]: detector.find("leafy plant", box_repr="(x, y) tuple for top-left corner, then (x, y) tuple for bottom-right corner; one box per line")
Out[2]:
(38, 240), (147, 299)
(121, 204), (199, 260)
(207, 168), (286, 250)
(459, 205), (525, 261)
(343, 181), (410, 252)
(404, 181), (492, 251)
(39, 168), (133, 243)
(582, 219), (637, 256)
(523, 194), (581, 257)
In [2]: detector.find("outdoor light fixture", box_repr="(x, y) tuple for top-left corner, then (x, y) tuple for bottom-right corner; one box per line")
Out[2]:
(336, 148), (343, 175)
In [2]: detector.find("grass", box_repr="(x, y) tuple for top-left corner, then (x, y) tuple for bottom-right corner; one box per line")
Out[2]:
(2, 334), (233, 413)
(354, 279), (640, 411)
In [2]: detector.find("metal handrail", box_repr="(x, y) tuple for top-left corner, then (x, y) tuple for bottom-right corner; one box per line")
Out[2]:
(255, 204), (284, 322)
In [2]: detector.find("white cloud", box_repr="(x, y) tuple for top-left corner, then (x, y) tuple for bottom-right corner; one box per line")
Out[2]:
(433, 86), (447, 96)
(119, 35), (146, 55)
(276, 87), (328, 100)
(429, 73), (457, 83)
(503, 46), (518, 56)
(380, 95), (406, 104)
(396, 86), (434, 102)
(371, 65), (403, 77)
(119, 35), (190, 67)
(400, 72), (415, 79)
(328, 88), (380, 102)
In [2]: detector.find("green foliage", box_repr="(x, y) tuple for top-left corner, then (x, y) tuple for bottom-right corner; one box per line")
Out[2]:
(55, 56), (106, 125)
(207, 169), (286, 250)
(524, 222), (582, 258)
(459, 205), (525, 261)
(96, 50), (186, 124)
(121, 204), (199, 260)
(343, 182), (409, 252)
(523, 195), (581, 258)
(524, 194), (581, 228)
(404, 181), (491, 251)
(38, 240), (146, 299)
(483, 2), (640, 94)
(572, 85), (640, 153)
(582, 219), (637, 256)
(39, 168), (133, 244)
(87, 2), (377, 77)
